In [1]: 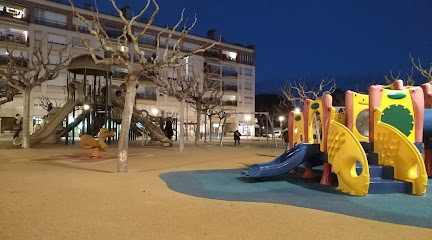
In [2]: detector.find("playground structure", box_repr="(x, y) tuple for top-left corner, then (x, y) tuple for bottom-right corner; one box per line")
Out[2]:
(245, 80), (430, 196)
(13, 54), (173, 148)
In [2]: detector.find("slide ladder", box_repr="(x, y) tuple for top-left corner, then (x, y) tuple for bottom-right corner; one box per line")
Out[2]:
(373, 108), (427, 196)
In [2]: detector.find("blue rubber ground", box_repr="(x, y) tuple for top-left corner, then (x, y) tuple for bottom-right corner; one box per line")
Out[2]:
(160, 168), (432, 229)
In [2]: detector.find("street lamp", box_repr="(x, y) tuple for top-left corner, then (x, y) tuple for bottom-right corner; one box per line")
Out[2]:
(279, 115), (285, 128)
(294, 107), (300, 113)
(83, 104), (90, 110)
(151, 108), (159, 116)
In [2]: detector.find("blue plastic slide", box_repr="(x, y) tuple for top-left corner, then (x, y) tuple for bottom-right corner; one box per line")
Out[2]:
(244, 143), (312, 178)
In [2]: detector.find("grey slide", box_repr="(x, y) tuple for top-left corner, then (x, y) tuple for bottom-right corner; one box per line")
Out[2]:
(109, 86), (173, 146)
(29, 99), (79, 146)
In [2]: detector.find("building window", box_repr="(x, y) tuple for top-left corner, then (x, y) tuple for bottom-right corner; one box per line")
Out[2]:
(239, 54), (253, 65)
(0, 3), (27, 21)
(222, 66), (238, 78)
(49, 55), (59, 65)
(136, 86), (156, 101)
(73, 17), (95, 34)
(159, 37), (178, 50)
(222, 95), (237, 106)
(222, 81), (237, 92)
(182, 42), (198, 53)
(72, 37), (89, 47)
(244, 82), (253, 90)
(34, 9), (67, 29)
(245, 68), (253, 76)
(105, 25), (123, 38)
(135, 32), (156, 46)
(222, 50), (237, 62)
(47, 33), (67, 45)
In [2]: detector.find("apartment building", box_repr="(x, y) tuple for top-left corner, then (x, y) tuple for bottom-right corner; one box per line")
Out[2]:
(0, 0), (256, 138)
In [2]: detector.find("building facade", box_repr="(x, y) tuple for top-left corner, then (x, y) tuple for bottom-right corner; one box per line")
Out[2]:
(0, 0), (256, 138)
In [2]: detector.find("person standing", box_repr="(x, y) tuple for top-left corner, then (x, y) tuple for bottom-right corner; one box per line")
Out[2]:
(164, 118), (174, 140)
(282, 128), (290, 152)
(234, 130), (241, 146)
(13, 114), (22, 139)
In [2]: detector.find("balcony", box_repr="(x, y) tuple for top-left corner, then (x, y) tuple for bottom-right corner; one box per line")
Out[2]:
(138, 37), (156, 47)
(222, 84), (237, 92)
(239, 59), (253, 65)
(222, 100), (237, 107)
(105, 28), (124, 38)
(204, 64), (221, 77)
(0, 31), (28, 46)
(0, 55), (29, 67)
(222, 67), (238, 78)
(222, 54), (237, 63)
(0, 6), (28, 24)
(34, 17), (66, 29)
(72, 25), (91, 34)
(204, 50), (220, 59)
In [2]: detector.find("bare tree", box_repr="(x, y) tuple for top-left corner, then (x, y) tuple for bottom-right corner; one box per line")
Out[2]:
(0, 81), (19, 106)
(153, 67), (196, 151)
(384, 70), (401, 85)
(280, 78), (336, 143)
(186, 71), (223, 144)
(37, 96), (65, 111)
(208, 105), (230, 146)
(410, 54), (432, 83)
(69, 0), (218, 171)
(0, 39), (70, 148)
(384, 69), (415, 86)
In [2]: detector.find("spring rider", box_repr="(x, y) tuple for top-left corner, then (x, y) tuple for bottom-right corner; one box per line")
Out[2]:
(80, 128), (115, 158)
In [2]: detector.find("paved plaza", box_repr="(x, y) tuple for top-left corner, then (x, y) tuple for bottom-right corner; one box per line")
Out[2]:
(0, 138), (431, 239)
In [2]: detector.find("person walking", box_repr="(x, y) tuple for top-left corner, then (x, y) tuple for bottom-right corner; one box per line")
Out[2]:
(234, 130), (241, 146)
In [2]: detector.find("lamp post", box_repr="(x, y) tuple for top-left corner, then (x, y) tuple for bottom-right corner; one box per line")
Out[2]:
(279, 116), (284, 127)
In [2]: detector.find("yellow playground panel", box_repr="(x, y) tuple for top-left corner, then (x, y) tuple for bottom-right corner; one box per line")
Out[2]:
(288, 111), (305, 148)
(327, 108), (370, 196)
(373, 108), (427, 196)
(371, 87), (417, 142)
(345, 91), (369, 142)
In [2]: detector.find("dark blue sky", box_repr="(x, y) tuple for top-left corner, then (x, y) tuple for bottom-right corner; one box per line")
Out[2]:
(96, 0), (432, 94)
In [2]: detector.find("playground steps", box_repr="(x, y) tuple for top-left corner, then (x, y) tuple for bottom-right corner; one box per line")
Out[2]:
(355, 163), (413, 194)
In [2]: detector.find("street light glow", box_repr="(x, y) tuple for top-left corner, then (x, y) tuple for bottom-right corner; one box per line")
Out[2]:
(294, 107), (300, 113)
(244, 115), (251, 121)
(83, 104), (90, 110)
(151, 108), (159, 116)
(279, 116), (285, 122)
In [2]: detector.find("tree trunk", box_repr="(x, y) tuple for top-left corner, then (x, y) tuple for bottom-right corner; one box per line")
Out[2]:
(218, 118), (222, 139)
(21, 89), (31, 149)
(209, 115), (212, 142)
(179, 98), (185, 152)
(219, 116), (227, 146)
(117, 80), (137, 172)
(204, 113), (207, 143)
(195, 101), (201, 144)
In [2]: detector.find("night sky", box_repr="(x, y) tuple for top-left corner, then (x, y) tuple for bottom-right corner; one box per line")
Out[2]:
(94, 0), (432, 94)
